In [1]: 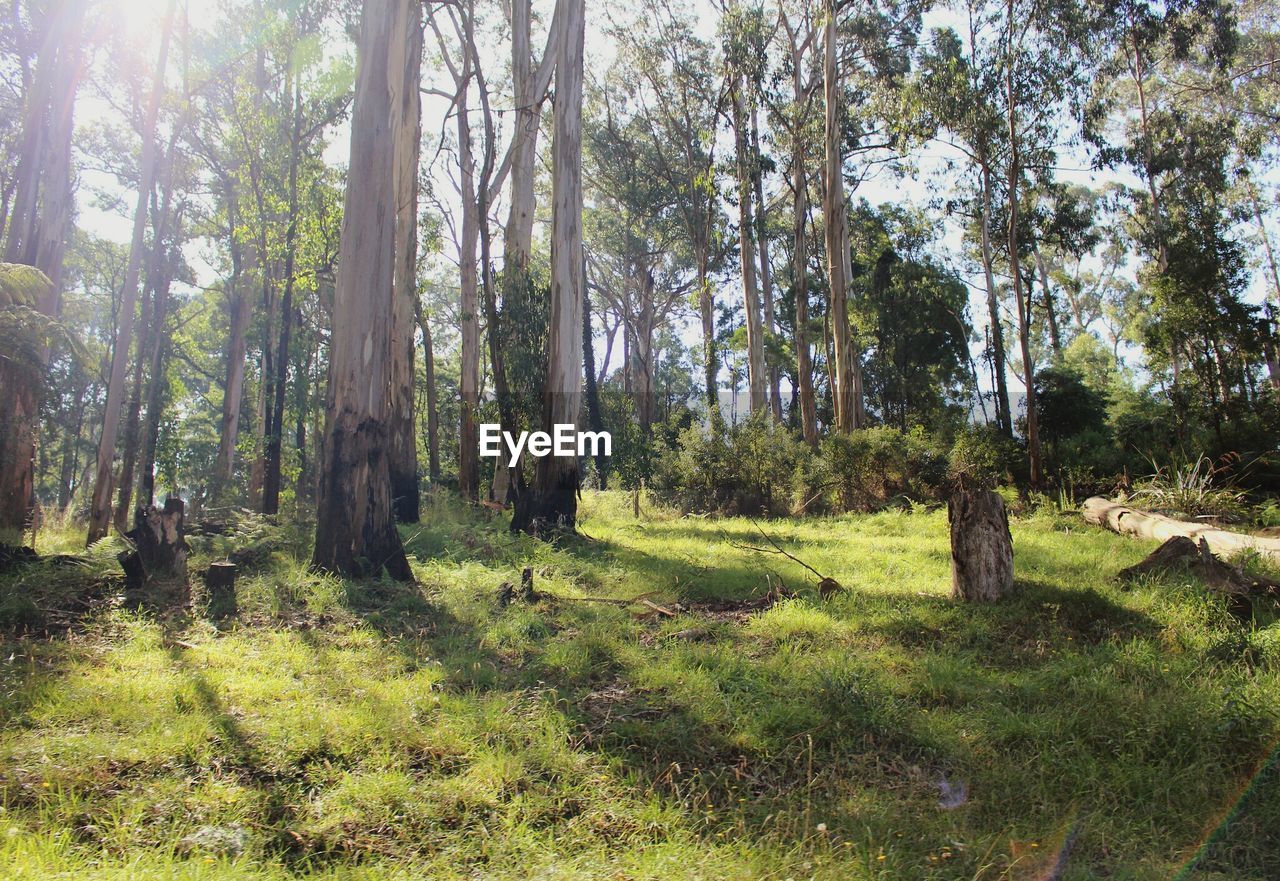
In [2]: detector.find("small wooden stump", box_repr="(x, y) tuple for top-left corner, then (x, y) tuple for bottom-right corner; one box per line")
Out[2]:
(204, 562), (238, 619)
(519, 566), (539, 602)
(948, 486), (1014, 602)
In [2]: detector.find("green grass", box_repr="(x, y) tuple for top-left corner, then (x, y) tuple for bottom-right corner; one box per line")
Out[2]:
(2, 490), (1278, 879)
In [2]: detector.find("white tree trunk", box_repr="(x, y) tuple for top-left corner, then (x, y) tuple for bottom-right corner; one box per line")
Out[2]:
(513, 0), (584, 535)
(823, 3), (861, 433)
(1082, 498), (1280, 565)
(731, 80), (767, 415)
(457, 68), (480, 503)
(389, 0), (423, 522)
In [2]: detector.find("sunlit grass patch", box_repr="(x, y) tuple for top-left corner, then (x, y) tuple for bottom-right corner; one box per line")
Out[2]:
(1, 491), (1277, 879)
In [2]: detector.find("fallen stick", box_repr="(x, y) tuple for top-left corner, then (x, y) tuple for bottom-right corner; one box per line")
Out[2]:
(639, 599), (677, 618)
(1081, 497), (1280, 566)
(736, 518), (833, 585)
(538, 591), (657, 607)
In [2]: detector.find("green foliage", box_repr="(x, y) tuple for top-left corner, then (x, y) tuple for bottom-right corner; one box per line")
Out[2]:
(797, 427), (949, 515)
(652, 413), (807, 516)
(947, 424), (1025, 489)
(1132, 455), (1250, 521)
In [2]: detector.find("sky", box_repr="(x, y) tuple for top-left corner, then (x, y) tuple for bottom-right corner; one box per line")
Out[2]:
(69, 0), (1279, 407)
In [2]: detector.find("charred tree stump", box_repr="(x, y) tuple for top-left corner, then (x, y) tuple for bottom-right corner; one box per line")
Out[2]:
(204, 562), (238, 619)
(948, 485), (1014, 602)
(119, 497), (189, 608)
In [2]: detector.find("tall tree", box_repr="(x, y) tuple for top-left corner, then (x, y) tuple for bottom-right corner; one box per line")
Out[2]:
(777, 1), (821, 445)
(722, 3), (768, 415)
(312, 0), (413, 580)
(0, 0), (88, 539)
(822, 0), (861, 432)
(86, 0), (177, 545)
(388, 0), (423, 522)
(512, 0), (585, 535)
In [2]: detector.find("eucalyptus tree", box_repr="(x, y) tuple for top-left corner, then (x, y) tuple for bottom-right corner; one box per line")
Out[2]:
(86, 0), (177, 545)
(424, 0), (486, 504)
(719, 1), (769, 416)
(512, 0), (585, 536)
(311, 0), (416, 580)
(610, 0), (726, 426)
(913, 16), (1012, 436)
(820, 0), (927, 434)
(388, 0), (424, 522)
(774, 0), (822, 445)
(1093, 0), (1262, 432)
(0, 0), (89, 539)
(584, 76), (695, 437)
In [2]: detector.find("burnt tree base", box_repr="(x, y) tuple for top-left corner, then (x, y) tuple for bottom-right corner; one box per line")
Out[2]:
(390, 468), (420, 524)
(511, 465), (579, 537)
(313, 417), (413, 581)
(119, 498), (190, 609)
(948, 486), (1015, 602)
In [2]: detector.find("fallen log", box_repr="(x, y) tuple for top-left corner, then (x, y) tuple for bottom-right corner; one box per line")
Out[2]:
(1081, 497), (1280, 566)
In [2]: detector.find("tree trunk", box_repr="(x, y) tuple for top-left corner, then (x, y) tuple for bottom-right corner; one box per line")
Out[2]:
(311, 0), (412, 581)
(697, 246), (721, 429)
(823, 3), (860, 433)
(138, 251), (177, 508)
(731, 78), (767, 415)
(87, 0), (176, 545)
(456, 58), (480, 504)
(113, 274), (152, 532)
(262, 65), (305, 517)
(414, 296), (440, 482)
(979, 163), (1012, 436)
(204, 561), (237, 618)
(1035, 249), (1061, 358)
(1005, 33), (1042, 489)
(213, 193), (252, 501)
(512, 0), (584, 536)
(583, 283), (607, 487)
(792, 121), (817, 447)
(0, 0), (88, 538)
(949, 485), (1015, 602)
(388, 0), (422, 522)
(751, 103), (781, 422)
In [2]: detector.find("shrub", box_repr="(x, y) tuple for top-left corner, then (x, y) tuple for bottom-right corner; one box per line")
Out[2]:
(947, 424), (1024, 489)
(1131, 455), (1249, 521)
(795, 426), (948, 514)
(651, 412), (807, 516)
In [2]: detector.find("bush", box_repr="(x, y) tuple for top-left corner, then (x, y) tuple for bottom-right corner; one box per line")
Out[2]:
(795, 426), (948, 514)
(651, 412), (807, 516)
(947, 424), (1024, 489)
(1131, 455), (1249, 521)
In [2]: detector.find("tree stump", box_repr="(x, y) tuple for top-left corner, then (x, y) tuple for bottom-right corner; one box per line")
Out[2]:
(119, 497), (189, 607)
(204, 562), (238, 619)
(948, 486), (1014, 602)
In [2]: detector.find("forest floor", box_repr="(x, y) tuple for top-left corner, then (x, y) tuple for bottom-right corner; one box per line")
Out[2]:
(1, 491), (1279, 880)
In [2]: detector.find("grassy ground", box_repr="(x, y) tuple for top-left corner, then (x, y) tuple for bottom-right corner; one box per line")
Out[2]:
(1, 491), (1278, 880)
